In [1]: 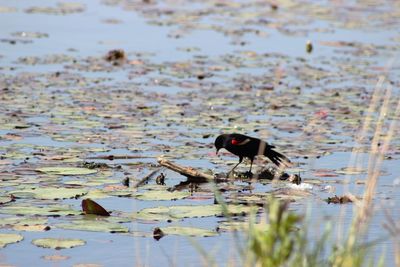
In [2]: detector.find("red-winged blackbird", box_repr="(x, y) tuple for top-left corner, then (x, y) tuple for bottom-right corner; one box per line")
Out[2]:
(215, 133), (291, 174)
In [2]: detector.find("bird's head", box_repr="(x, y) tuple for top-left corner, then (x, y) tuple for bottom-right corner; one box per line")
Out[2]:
(214, 134), (226, 155)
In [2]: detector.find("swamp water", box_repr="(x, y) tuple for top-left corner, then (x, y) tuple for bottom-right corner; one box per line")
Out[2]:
(0, 0), (399, 266)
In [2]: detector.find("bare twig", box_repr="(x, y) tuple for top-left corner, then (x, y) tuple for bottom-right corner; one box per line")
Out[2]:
(133, 168), (161, 188)
(157, 157), (214, 181)
(86, 155), (156, 160)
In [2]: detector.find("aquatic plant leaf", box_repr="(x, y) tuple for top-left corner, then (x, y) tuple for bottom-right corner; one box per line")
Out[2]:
(82, 198), (110, 216)
(13, 224), (50, 231)
(0, 205), (80, 216)
(0, 196), (14, 205)
(84, 189), (111, 199)
(0, 233), (24, 248)
(0, 216), (48, 227)
(158, 226), (218, 237)
(36, 167), (97, 175)
(134, 204), (253, 221)
(335, 167), (366, 175)
(42, 254), (70, 261)
(56, 220), (129, 233)
(217, 221), (250, 232)
(32, 238), (85, 249)
(9, 187), (87, 200)
(133, 190), (190, 201)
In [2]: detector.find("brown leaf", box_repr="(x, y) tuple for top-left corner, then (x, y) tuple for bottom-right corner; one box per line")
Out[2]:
(81, 199), (110, 216)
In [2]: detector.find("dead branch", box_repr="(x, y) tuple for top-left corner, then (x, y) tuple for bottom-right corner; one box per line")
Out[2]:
(158, 157), (300, 184)
(157, 157), (214, 181)
(86, 155), (156, 160)
(133, 168), (161, 188)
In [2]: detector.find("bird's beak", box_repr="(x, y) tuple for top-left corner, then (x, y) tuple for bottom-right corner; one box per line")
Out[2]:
(216, 149), (220, 155)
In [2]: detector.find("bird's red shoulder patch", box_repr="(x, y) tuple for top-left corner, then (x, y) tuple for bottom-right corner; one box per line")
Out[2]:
(231, 139), (239, 145)
(231, 138), (251, 146)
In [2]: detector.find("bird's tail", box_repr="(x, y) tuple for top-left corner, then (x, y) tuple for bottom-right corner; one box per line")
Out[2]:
(265, 148), (291, 168)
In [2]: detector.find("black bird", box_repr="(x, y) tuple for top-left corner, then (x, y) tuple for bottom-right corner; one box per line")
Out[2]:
(214, 133), (291, 175)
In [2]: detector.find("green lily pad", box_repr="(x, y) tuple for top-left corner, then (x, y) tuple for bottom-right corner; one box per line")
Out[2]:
(159, 226), (218, 237)
(134, 204), (253, 221)
(64, 178), (119, 186)
(0, 233), (24, 248)
(0, 216), (48, 227)
(0, 205), (80, 216)
(133, 190), (190, 201)
(0, 196), (14, 205)
(84, 189), (111, 199)
(36, 167), (97, 176)
(9, 187), (87, 200)
(32, 238), (85, 249)
(217, 220), (267, 232)
(14, 224), (50, 231)
(217, 221), (249, 232)
(56, 219), (129, 233)
(226, 188), (313, 205)
(335, 167), (366, 175)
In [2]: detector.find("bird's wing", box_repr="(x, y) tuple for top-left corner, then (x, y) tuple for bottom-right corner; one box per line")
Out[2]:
(230, 135), (251, 146)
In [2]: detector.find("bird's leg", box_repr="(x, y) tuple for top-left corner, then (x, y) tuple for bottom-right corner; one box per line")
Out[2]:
(228, 157), (243, 177)
(245, 159), (254, 178)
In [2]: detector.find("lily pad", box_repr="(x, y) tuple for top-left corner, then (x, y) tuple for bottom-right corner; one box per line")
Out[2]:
(0, 196), (14, 205)
(0, 216), (48, 227)
(84, 189), (111, 199)
(9, 187), (87, 200)
(134, 204), (253, 221)
(32, 238), (85, 250)
(335, 167), (366, 175)
(56, 220), (129, 233)
(0, 233), (24, 248)
(13, 224), (50, 232)
(0, 205), (80, 216)
(158, 226), (218, 237)
(36, 167), (97, 176)
(217, 221), (250, 232)
(133, 190), (190, 201)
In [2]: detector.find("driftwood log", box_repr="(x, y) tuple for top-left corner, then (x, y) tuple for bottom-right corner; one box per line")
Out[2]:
(157, 158), (214, 181)
(157, 157), (301, 184)
(86, 155), (155, 160)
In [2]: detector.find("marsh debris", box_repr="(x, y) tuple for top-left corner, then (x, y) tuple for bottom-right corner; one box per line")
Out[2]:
(216, 166), (301, 184)
(153, 227), (164, 241)
(79, 161), (111, 169)
(326, 195), (353, 204)
(156, 173), (166, 185)
(105, 49), (126, 65)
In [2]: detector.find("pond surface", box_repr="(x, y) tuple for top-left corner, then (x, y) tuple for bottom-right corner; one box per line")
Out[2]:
(0, 0), (400, 266)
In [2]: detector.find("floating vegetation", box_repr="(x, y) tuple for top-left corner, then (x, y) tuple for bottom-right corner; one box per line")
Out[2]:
(0, 0), (399, 265)
(36, 167), (97, 176)
(32, 238), (86, 250)
(0, 233), (24, 248)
